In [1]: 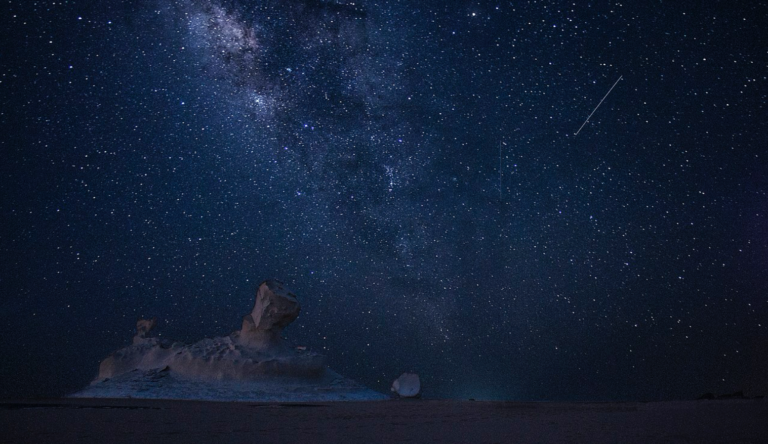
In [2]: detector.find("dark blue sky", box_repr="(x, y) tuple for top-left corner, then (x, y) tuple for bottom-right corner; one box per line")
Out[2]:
(1, 0), (767, 400)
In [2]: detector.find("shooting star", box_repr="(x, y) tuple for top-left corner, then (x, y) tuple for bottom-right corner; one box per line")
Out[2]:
(499, 141), (508, 199)
(574, 75), (623, 136)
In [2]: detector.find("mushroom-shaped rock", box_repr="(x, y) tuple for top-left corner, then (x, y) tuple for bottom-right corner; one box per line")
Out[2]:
(391, 372), (421, 398)
(237, 280), (300, 350)
(132, 317), (157, 345)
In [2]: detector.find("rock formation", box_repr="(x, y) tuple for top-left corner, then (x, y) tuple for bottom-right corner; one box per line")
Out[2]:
(391, 372), (421, 398)
(72, 279), (386, 402)
(132, 317), (157, 345)
(235, 279), (300, 350)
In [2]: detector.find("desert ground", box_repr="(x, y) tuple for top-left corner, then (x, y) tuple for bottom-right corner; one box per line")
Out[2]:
(1, 398), (767, 443)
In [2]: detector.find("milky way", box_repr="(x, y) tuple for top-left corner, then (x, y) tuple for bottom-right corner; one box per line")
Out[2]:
(1, 0), (767, 400)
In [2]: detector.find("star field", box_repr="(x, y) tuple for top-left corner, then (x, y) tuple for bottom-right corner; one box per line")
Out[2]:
(1, 0), (767, 400)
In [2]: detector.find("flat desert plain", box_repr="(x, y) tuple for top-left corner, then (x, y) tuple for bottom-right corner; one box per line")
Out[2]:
(2, 398), (767, 443)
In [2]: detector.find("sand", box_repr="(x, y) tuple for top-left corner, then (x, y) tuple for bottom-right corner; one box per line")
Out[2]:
(2, 398), (767, 443)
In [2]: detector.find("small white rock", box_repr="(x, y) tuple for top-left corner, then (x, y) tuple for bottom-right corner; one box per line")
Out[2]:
(391, 372), (421, 398)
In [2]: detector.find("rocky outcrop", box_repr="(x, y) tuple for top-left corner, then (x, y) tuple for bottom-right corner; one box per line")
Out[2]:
(74, 279), (386, 401)
(97, 333), (326, 381)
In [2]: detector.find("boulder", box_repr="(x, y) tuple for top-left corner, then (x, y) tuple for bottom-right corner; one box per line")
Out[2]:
(391, 372), (421, 398)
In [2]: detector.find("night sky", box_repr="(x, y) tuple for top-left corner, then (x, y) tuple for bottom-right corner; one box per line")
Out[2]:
(1, 0), (767, 401)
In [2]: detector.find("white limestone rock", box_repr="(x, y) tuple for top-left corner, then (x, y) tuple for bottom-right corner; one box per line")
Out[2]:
(391, 372), (421, 398)
(132, 317), (157, 345)
(235, 279), (300, 350)
(74, 279), (386, 401)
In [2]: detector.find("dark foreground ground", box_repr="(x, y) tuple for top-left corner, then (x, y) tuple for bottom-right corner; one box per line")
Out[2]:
(1, 398), (767, 443)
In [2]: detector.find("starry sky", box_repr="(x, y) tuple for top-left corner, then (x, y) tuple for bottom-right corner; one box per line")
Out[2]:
(1, 0), (767, 401)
